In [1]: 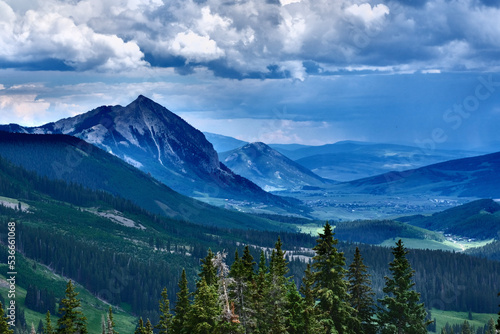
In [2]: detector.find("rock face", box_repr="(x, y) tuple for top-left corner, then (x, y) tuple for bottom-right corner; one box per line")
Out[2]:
(220, 142), (335, 191)
(0, 96), (297, 208)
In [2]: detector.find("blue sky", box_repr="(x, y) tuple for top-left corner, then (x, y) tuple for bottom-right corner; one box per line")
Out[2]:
(1, 0), (500, 150)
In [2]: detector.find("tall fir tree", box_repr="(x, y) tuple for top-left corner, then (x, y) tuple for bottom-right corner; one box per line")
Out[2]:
(300, 264), (325, 334)
(267, 237), (290, 334)
(172, 269), (191, 334)
(134, 318), (145, 334)
(241, 245), (256, 281)
(57, 280), (88, 334)
(312, 222), (358, 334)
(285, 281), (305, 334)
(44, 311), (54, 334)
(0, 301), (14, 334)
(186, 277), (220, 334)
(347, 247), (376, 334)
(31, 322), (37, 334)
(486, 318), (495, 334)
(156, 287), (173, 334)
(144, 319), (154, 334)
(496, 292), (500, 332)
(199, 248), (217, 288)
(377, 240), (429, 334)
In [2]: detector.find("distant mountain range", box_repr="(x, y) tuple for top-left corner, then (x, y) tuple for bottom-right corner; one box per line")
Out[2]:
(219, 142), (335, 191)
(0, 96), (300, 212)
(271, 141), (482, 182)
(332, 151), (500, 198)
(203, 132), (248, 152)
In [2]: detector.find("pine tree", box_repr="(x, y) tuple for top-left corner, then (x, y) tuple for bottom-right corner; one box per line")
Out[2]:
(248, 250), (269, 334)
(486, 318), (495, 334)
(347, 247), (376, 334)
(300, 263), (325, 334)
(241, 245), (256, 281)
(57, 280), (88, 334)
(286, 281), (305, 334)
(172, 269), (191, 334)
(496, 292), (500, 333)
(186, 277), (220, 334)
(44, 311), (54, 334)
(267, 237), (290, 334)
(156, 288), (172, 334)
(38, 320), (44, 334)
(461, 320), (472, 334)
(312, 222), (358, 334)
(144, 319), (154, 334)
(377, 240), (429, 334)
(199, 249), (217, 288)
(0, 302), (14, 334)
(31, 322), (37, 334)
(134, 318), (145, 334)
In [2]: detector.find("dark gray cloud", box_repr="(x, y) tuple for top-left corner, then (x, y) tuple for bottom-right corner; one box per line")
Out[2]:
(1, 0), (499, 78)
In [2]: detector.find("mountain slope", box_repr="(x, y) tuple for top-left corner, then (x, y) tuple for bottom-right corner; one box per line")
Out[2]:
(332, 151), (500, 198)
(0, 131), (296, 230)
(220, 142), (335, 191)
(273, 141), (480, 181)
(400, 199), (500, 239)
(0, 96), (299, 211)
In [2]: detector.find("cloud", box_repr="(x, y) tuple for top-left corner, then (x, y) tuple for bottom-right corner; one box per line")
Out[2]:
(0, 0), (147, 72)
(0, 94), (51, 126)
(170, 31), (225, 63)
(1, 0), (500, 78)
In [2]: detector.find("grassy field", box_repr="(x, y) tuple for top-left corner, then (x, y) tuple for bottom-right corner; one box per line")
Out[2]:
(0, 262), (137, 334)
(431, 308), (498, 333)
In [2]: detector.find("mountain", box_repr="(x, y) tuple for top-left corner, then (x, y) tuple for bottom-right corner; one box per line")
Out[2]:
(332, 151), (500, 199)
(0, 131), (297, 230)
(272, 141), (480, 181)
(203, 132), (248, 152)
(399, 199), (500, 239)
(0, 96), (300, 211)
(219, 142), (335, 191)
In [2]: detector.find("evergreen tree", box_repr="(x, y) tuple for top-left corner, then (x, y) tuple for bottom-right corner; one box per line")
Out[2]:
(144, 319), (154, 334)
(44, 311), (54, 334)
(134, 318), (145, 334)
(199, 249), (217, 288)
(172, 269), (191, 334)
(186, 277), (220, 334)
(248, 250), (270, 334)
(377, 240), (429, 334)
(241, 245), (256, 281)
(156, 288), (172, 334)
(267, 237), (290, 334)
(0, 301), (14, 334)
(285, 281), (305, 334)
(300, 263), (325, 334)
(31, 322), (37, 334)
(496, 292), (500, 332)
(312, 222), (358, 334)
(347, 247), (376, 334)
(38, 320), (44, 334)
(486, 318), (495, 334)
(57, 280), (88, 334)
(461, 320), (472, 334)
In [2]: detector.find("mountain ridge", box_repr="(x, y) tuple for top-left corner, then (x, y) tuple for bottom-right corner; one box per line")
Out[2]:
(220, 142), (335, 191)
(0, 96), (301, 212)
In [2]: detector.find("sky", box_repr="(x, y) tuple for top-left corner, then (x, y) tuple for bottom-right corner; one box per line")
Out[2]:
(1, 0), (500, 150)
